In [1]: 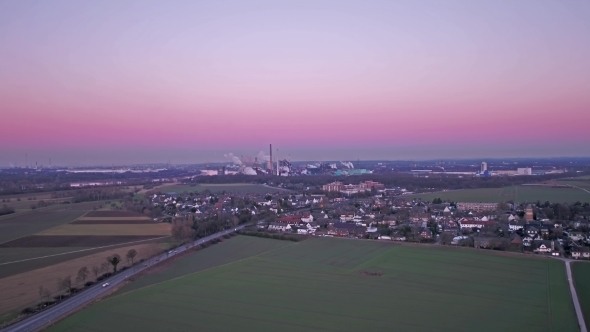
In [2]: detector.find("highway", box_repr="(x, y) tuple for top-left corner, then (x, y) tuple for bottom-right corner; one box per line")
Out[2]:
(1, 224), (248, 332)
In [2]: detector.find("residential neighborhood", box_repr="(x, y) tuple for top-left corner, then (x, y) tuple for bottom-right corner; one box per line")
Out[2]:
(141, 180), (590, 260)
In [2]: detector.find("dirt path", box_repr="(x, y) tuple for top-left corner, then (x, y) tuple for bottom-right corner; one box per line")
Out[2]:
(555, 258), (588, 332)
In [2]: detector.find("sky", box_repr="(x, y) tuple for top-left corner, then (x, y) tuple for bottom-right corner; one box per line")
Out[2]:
(1, 0), (589, 166)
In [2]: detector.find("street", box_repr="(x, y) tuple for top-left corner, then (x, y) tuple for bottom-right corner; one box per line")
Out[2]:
(1, 225), (248, 332)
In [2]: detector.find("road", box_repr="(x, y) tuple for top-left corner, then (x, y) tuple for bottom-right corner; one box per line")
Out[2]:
(1, 225), (248, 332)
(562, 258), (588, 332)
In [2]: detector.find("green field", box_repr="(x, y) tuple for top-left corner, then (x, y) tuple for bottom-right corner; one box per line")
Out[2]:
(153, 183), (287, 194)
(572, 262), (590, 327)
(413, 185), (590, 204)
(47, 237), (577, 332)
(116, 235), (294, 295)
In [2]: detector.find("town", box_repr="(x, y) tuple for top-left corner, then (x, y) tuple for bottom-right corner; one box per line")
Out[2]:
(138, 179), (590, 260)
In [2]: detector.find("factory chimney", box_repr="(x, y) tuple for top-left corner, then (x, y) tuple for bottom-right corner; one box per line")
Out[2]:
(269, 144), (273, 171)
(276, 148), (280, 176)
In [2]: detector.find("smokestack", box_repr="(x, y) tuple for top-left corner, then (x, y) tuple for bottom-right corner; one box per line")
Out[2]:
(276, 148), (280, 176)
(269, 144), (273, 171)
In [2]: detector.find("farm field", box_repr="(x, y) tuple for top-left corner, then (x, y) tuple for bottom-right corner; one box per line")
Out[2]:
(116, 235), (295, 295)
(0, 242), (167, 322)
(413, 185), (590, 204)
(0, 237), (170, 278)
(0, 210), (87, 244)
(149, 183), (287, 194)
(0, 204), (170, 277)
(37, 223), (171, 236)
(47, 237), (578, 332)
(572, 262), (590, 327)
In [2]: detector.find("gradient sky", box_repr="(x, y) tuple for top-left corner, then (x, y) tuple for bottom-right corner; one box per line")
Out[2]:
(1, 0), (589, 165)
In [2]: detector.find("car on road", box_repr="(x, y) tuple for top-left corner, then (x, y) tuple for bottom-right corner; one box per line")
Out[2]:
(102, 283), (109, 287)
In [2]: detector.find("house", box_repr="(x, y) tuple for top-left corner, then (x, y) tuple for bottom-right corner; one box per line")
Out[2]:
(340, 214), (354, 222)
(268, 223), (291, 232)
(570, 232), (586, 242)
(529, 240), (556, 255)
(524, 225), (539, 236)
(328, 223), (366, 237)
(301, 214), (314, 223)
(443, 207), (452, 216)
(457, 218), (495, 229)
(571, 247), (590, 259)
(508, 223), (523, 231)
(420, 229), (433, 239)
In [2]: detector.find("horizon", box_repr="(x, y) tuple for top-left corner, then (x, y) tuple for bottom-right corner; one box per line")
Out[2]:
(1, 0), (589, 165)
(5, 152), (590, 168)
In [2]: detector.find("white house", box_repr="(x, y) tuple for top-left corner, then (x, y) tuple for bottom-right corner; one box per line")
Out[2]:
(508, 223), (523, 231)
(268, 223), (291, 232)
(301, 214), (314, 223)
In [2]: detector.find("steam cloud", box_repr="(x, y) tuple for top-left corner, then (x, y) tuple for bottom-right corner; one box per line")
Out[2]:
(257, 151), (270, 162)
(223, 153), (242, 165)
(341, 161), (354, 169)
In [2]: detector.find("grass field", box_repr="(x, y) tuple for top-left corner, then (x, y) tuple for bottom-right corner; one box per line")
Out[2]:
(47, 237), (578, 332)
(116, 235), (295, 295)
(150, 183), (287, 194)
(413, 185), (590, 203)
(572, 262), (590, 327)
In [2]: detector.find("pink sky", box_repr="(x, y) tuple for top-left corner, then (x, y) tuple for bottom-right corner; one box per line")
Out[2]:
(1, 0), (589, 165)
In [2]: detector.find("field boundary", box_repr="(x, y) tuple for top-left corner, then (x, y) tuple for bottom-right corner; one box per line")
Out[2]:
(0, 236), (170, 266)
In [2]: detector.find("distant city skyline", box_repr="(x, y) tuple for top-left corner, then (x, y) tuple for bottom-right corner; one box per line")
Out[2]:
(1, 0), (589, 165)
(3, 145), (590, 167)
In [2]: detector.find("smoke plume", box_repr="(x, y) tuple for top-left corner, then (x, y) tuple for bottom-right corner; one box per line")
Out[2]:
(223, 153), (242, 165)
(257, 151), (270, 162)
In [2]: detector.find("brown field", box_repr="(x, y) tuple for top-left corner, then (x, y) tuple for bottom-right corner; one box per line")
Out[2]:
(84, 211), (146, 218)
(0, 242), (166, 317)
(0, 235), (167, 248)
(71, 219), (157, 225)
(37, 223), (171, 236)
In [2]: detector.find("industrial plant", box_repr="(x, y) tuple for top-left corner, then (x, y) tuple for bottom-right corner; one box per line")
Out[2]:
(200, 144), (366, 177)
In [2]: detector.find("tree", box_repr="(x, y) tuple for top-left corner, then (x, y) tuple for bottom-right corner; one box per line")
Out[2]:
(92, 265), (101, 280)
(107, 254), (121, 272)
(38, 285), (50, 302)
(57, 276), (72, 299)
(100, 262), (110, 274)
(126, 249), (137, 265)
(440, 232), (454, 245)
(76, 267), (89, 284)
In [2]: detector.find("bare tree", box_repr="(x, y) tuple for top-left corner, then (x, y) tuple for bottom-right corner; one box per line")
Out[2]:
(38, 286), (50, 302)
(126, 249), (137, 265)
(100, 262), (110, 274)
(92, 265), (101, 280)
(76, 267), (89, 284)
(57, 276), (72, 299)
